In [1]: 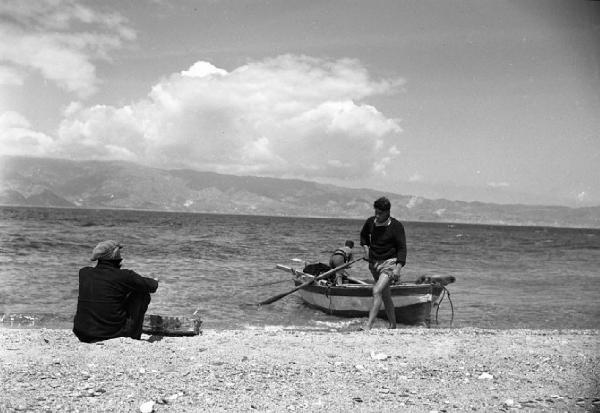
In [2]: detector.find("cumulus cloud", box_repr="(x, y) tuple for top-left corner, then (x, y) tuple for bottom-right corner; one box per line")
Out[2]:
(0, 0), (135, 96)
(0, 111), (56, 156)
(53, 55), (404, 180)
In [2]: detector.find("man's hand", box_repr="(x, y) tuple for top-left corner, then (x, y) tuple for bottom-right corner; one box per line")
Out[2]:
(392, 264), (402, 277)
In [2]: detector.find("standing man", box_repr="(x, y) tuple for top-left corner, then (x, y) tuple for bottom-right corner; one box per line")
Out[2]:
(360, 197), (407, 329)
(73, 240), (159, 343)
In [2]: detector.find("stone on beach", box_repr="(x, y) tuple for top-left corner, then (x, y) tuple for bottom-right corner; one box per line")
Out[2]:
(0, 328), (598, 412)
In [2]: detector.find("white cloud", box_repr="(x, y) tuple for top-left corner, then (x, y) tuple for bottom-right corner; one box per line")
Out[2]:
(406, 196), (423, 209)
(487, 181), (510, 188)
(0, 64), (25, 86)
(57, 104), (144, 161)
(434, 208), (446, 216)
(388, 146), (401, 156)
(0, 111), (56, 156)
(50, 55), (404, 180)
(182, 62), (228, 78)
(372, 145), (402, 176)
(408, 173), (423, 182)
(0, 0), (135, 97)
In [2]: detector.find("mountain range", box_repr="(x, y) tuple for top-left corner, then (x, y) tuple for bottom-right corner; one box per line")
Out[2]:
(1, 155), (599, 228)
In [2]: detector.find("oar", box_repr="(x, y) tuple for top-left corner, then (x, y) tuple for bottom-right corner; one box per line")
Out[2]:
(346, 276), (369, 285)
(248, 278), (291, 287)
(248, 263), (309, 287)
(258, 258), (363, 306)
(275, 264), (369, 286)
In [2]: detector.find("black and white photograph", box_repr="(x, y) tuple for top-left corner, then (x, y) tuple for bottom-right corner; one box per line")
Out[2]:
(1, 0), (599, 411)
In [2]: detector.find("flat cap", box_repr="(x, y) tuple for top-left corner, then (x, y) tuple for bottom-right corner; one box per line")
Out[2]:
(91, 240), (123, 261)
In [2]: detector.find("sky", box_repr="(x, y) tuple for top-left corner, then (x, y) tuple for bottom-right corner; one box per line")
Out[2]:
(1, 0), (599, 207)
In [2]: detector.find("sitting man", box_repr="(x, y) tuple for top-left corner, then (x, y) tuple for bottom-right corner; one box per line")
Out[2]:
(73, 240), (159, 343)
(328, 240), (355, 285)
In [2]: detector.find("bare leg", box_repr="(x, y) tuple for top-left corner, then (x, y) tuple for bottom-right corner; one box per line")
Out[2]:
(366, 274), (392, 330)
(335, 269), (348, 286)
(381, 283), (396, 329)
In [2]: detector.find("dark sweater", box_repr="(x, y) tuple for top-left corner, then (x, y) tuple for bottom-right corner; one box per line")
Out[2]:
(73, 260), (158, 342)
(359, 216), (407, 266)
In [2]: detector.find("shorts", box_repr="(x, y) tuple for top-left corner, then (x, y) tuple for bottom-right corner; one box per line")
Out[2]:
(368, 258), (400, 285)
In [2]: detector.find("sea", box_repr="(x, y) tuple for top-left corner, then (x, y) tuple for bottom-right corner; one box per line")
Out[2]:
(1, 206), (599, 331)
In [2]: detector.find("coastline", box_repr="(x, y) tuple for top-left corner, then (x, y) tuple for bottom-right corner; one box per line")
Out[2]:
(1, 327), (598, 412)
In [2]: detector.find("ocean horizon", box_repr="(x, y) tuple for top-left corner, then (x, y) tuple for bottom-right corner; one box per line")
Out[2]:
(1, 206), (599, 331)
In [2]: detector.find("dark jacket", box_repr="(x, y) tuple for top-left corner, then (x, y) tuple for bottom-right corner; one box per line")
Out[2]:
(73, 260), (158, 342)
(360, 216), (407, 266)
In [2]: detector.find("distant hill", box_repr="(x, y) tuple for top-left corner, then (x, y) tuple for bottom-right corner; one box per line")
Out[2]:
(1, 155), (599, 228)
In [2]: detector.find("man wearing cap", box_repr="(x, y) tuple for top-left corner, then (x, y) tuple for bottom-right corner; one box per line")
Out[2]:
(73, 240), (159, 343)
(360, 197), (407, 329)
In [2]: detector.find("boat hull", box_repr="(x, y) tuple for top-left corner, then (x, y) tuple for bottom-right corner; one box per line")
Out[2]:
(293, 278), (443, 325)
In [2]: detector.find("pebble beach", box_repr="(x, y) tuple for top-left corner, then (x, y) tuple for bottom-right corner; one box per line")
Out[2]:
(1, 327), (598, 412)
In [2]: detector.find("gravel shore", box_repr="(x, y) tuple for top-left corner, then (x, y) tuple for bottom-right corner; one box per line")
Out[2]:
(1, 327), (598, 412)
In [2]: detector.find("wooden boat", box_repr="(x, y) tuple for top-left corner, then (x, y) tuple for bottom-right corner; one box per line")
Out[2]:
(277, 264), (455, 326)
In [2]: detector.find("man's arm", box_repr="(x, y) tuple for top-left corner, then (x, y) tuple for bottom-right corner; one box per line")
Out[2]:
(394, 222), (407, 267)
(359, 218), (372, 260)
(126, 270), (159, 293)
(359, 218), (371, 247)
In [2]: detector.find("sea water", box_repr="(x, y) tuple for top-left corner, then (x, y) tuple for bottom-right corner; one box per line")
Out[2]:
(1, 206), (599, 330)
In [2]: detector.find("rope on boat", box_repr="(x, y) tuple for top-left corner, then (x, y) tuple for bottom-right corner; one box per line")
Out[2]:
(434, 284), (454, 327)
